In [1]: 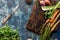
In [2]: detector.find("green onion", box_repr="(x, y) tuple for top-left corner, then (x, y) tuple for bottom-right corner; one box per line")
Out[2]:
(41, 5), (60, 11)
(40, 23), (51, 40)
(41, 1), (60, 11)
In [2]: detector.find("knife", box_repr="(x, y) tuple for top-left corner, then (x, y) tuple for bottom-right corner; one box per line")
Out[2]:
(2, 5), (19, 24)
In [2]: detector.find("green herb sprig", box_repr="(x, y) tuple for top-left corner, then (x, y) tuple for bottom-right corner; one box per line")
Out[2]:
(0, 25), (20, 40)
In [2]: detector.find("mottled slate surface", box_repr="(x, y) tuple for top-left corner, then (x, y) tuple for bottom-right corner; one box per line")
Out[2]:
(0, 0), (60, 40)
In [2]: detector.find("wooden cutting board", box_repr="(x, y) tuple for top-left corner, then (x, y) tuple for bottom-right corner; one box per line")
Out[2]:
(26, 0), (59, 34)
(26, 0), (45, 34)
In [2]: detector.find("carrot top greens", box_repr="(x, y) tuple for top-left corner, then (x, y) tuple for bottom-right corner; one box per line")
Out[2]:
(44, 1), (60, 19)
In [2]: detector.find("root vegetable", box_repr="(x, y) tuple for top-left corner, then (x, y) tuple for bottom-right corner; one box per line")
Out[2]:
(50, 9), (60, 23)
(50, 13), (60, 27)
(51, 20), (60, 32)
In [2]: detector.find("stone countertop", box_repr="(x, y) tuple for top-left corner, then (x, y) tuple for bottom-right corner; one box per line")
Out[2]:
(0, 0), (60, 40)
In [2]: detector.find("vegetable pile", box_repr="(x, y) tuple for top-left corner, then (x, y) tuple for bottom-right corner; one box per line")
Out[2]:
(0, 25), (20, 40)
(39, 1), (60, 40)
(26, 0), (60, 40)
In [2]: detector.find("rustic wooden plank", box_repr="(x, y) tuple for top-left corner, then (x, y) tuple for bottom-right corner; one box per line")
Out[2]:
(26, 0), (45, 34)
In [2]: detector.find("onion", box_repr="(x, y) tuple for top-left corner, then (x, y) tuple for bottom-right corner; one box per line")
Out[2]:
(39, 1), (46, 6)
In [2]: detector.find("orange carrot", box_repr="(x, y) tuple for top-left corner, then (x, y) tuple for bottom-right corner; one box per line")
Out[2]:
(51, 20), (60, 32)
(50, 10), (59, 23)
(50, 13), (60, 27)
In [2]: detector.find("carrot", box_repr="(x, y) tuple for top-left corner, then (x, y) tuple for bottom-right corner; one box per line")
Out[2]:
(50, 13), (60, 27)
(50, 10), (60, 23)
(51, 20), (60, 32)
(42, 19), (50, 27)
(46, 19), (50, 24)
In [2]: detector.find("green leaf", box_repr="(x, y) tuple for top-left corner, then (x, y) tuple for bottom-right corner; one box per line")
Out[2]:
(0, 24), (20, 40)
